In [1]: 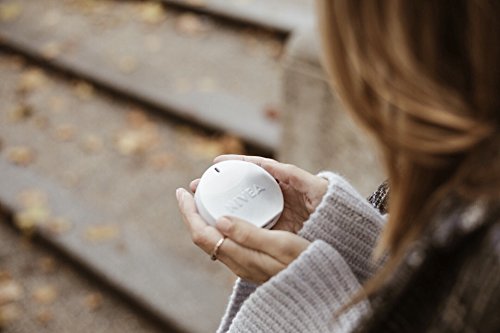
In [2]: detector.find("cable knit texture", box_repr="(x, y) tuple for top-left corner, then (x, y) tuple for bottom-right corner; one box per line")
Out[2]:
(216, 172), (383, 333)
(215, 173), (500, 333)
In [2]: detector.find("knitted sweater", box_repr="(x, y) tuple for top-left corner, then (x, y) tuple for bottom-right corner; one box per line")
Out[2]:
(215, 172), (500, 333)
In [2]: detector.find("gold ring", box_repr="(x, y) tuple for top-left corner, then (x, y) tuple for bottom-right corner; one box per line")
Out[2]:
(210, 236), (226, 261)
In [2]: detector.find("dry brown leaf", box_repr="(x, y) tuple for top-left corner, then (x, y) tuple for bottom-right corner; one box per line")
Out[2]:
(8, 104), (34, 122)
(53, 124), (76, 142)
(17, 69), (47, 94)
(117, 56), (138, 74)
(0, 280), (23, 305)
(41, 41), (63, 60)
(36, 308), (54, 325)
(175, 13), (209, 36)
(0, 2), (22, 23)
(6, 146), (36, 167)
(37, 256), (57, 274)
(126, 109), (149, 128)
(83, 292), (103, 311)
(73, 81), (94, 100)
(84, 224), (120, 243)
(48, 96), (66, 114)
(139, 2), (166, 24)
(219, 135), (245, 155)
(0, 272), (11, 282)
(32, 285), (57, 305)
(148, 152), (174, 171)
(0, 304), (21, 327)
(80, 134), (103, 154)
(263, 106), (281, 121)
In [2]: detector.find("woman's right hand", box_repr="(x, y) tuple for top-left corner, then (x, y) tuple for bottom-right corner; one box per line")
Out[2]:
(190, 155), (328, 234)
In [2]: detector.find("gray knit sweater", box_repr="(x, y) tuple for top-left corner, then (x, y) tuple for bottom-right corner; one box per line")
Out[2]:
(215, 172), (500, 333)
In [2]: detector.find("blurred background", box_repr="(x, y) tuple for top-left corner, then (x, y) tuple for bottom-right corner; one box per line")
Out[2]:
(0, 0), (382, 332)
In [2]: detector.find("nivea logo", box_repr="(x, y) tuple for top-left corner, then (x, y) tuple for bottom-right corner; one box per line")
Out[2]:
(225, 184), (265, 213)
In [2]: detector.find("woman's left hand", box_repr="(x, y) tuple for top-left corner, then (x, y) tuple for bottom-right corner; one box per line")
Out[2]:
(176, 188), (311, 284)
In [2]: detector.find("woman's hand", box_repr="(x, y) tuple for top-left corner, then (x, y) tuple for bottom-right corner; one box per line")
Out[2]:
(176, 188), (311, 284)
(190, 155), (328, 234)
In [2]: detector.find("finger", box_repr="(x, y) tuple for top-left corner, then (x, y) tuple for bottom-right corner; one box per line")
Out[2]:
(215, 216), (304, 264)
(217, 238), (286, 283)
(189, 179), (200, 193)
(176, 188), (224, 254)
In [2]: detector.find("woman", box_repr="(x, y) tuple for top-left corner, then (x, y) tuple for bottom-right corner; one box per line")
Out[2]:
(176, 1), (499, 332)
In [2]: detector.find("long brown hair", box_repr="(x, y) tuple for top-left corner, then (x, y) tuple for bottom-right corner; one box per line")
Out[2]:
(318, 0), (499, 304)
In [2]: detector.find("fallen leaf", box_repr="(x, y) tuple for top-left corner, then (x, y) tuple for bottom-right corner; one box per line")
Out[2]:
(218, 135), (245, 154)
(8, 104), (34, 122)
(53, 124), (76, 142)
(41, 41), (63, 60)
(83, 292), (103, 311)
(126, 109), (149, 128)
(0, 280), (23, 305)
(32, 285), (57, 305)
(263, 105), (281, 121)
(0, 2), (22, 23)
(6, 146), (36, 167)
(48, 96), (66, 114)
(17, 69), (47, 94)
(15, 189), (50, 233)
(73, 81), (94, 100)
(36, 308), (54, 325)
(139, 2), (166, 24)
(84, 224), (120, 243)
(117, 55), (138, 74)
(0, 272), (11, 282)
(14, 206), (50, 234)
(0, 304), (21, 327)
(80, 134), (103, 154)
(37, 256), (57, 274)
(148, 152), (174, 171)
(175, 13), (209, 36)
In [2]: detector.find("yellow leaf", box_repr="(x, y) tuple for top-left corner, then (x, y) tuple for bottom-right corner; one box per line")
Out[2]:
(84, 224), (120, 243)
(32, 285), (57, 305)
(139, 2), (166, 24)
(0, 2), (22, 23)
(6, 146), (36, 167)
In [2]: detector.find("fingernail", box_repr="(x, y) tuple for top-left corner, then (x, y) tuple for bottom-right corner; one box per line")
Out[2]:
(216, 217), (232, 233)
(176, 188), (183, 200)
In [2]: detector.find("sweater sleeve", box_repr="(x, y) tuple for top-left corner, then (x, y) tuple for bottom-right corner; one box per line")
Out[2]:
(216, 172), (384, 332)
(298, 172), (385, 283)
(227, 240), (371, 333)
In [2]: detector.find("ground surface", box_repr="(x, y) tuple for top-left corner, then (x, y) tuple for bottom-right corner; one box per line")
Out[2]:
(0, 217), (165, 333)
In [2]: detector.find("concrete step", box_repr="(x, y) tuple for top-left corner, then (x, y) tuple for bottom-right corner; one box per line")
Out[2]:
(162, 0), (313, 33)
(0, 54), (240, 333)
(0, 0), (287, 151)
(0, 217), (167, 333)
